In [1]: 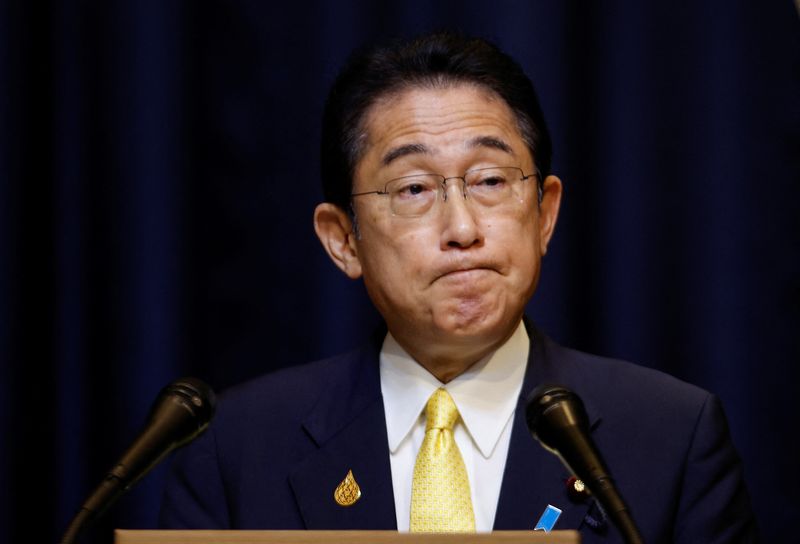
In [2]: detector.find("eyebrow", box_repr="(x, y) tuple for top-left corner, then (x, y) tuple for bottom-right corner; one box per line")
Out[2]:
(466, 135), (515, 155)
(380, 136), (515, 167)
(381, 143), (430, 166)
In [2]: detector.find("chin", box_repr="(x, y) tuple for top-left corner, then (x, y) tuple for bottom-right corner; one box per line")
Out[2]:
(434, 301), (512, 342)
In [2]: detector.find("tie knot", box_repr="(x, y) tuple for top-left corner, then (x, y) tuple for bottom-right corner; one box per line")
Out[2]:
(425, 388), (460, 431)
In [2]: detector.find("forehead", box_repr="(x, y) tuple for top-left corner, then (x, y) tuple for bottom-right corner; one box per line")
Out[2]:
(356, 84), (529, 175)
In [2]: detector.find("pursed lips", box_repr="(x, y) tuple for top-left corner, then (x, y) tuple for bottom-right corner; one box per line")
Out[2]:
(432, 265), (496, 284)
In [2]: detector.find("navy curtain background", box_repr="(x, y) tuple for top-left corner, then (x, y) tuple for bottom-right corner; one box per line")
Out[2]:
(1, 1), (798, 542)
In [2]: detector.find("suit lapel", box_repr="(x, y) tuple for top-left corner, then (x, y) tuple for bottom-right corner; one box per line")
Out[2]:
(288, 337), (397, 530)
(494, 321), (601, 532)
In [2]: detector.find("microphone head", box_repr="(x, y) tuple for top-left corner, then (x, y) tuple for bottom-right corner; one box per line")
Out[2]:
(147, 377), (217, 448)
(159, 377), (216, 420)
(525, 384), (589, 453)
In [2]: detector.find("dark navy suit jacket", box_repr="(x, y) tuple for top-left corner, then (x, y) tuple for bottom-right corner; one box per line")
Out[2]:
(159, 323), (758, 542)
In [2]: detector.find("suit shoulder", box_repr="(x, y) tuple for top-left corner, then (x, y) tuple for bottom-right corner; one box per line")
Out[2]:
(542, 336), (712, 417)
(212, 346), (369, 430)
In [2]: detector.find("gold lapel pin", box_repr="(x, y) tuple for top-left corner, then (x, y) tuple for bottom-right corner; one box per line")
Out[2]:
(333, 469), (362, 507)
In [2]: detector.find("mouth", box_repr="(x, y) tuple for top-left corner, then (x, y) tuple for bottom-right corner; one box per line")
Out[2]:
(433, 266), (495, 284)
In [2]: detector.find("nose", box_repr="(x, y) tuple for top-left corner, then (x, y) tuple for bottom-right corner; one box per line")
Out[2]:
(439, 179), (482, 249)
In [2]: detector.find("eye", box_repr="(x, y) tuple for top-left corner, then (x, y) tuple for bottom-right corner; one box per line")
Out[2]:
(479, 176), (505, 187)
(404, 183), (426, 195)
(390, 176), (437, 199)
(473, 173), (508, 189)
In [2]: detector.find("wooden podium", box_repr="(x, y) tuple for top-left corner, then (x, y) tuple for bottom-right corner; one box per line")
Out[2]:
(115, 530), (580, 543)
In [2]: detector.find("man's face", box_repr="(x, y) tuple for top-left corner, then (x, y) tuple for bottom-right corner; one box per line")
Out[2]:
(317, 84), (561, 369)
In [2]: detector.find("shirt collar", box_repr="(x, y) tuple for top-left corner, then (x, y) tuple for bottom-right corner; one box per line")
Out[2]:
(379, 321), (529, 458)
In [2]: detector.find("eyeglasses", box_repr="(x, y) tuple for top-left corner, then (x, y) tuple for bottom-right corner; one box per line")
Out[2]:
(350, 166), (541, 218)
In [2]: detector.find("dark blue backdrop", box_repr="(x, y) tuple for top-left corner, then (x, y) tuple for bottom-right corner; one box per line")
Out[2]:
(1, 1), (798, 542)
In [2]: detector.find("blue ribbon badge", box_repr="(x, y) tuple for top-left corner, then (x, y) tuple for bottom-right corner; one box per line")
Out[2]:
(534, 504), (563, 532)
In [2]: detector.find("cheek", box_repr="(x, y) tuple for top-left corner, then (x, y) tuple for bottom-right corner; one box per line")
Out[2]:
(362, 228), (425, 281)
(492, 214), (538, 245)
(498, 220), (541, 278)
(401, 232), (425, 260)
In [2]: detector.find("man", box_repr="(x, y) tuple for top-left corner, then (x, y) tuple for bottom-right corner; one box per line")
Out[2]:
(160, 32), (758, 542)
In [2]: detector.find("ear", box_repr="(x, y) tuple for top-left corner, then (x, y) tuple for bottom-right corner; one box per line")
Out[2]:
(314, 203), (363, 279)
(538, 175), (562, 255)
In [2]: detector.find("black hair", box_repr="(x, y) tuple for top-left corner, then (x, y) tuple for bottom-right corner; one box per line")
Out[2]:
(320, 31), (553, 210)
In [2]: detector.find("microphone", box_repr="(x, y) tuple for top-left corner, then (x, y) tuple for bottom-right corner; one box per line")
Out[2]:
(525, 384), (644, 544)
(60, 377), (216, 544)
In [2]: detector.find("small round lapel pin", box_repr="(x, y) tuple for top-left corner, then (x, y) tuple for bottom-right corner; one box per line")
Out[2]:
(566, 476), (591, 501)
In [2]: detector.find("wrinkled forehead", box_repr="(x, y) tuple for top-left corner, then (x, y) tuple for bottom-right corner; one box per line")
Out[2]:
(366, 80), (504, 116)
(356, 83), (528, 168)
(361, 82), (515, 141)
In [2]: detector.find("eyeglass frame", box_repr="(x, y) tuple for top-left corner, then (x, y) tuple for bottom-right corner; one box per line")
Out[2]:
(350, 166), (544, 218)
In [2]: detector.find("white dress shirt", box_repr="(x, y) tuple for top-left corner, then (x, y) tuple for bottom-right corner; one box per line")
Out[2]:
(379, 321), (529, 532)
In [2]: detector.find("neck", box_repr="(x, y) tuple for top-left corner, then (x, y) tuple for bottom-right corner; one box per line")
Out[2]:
(391, 323), (520, 383)
(412, 352), (484, 383)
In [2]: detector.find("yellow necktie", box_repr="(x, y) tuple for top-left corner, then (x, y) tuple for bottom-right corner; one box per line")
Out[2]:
(409, 388), (476, 533)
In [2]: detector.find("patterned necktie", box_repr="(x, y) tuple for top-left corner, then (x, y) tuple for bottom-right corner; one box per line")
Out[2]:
(409, 388), (476, 532)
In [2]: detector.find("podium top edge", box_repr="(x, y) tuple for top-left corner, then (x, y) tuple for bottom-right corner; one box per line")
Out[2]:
(115, 529), (580, 544)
